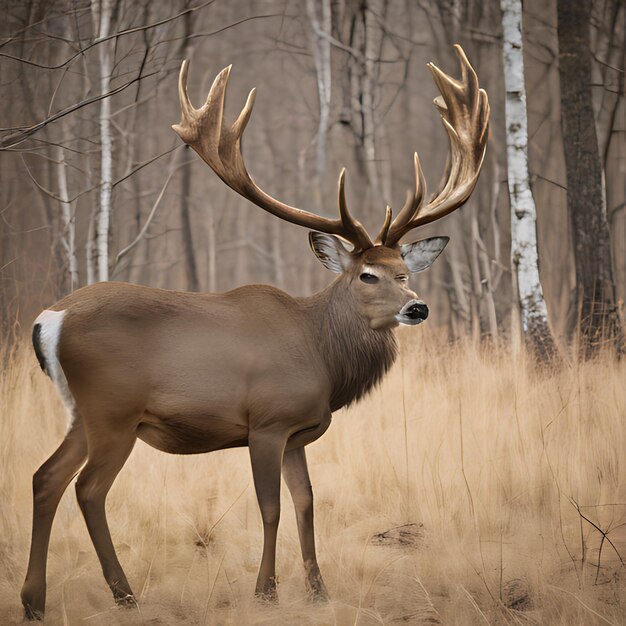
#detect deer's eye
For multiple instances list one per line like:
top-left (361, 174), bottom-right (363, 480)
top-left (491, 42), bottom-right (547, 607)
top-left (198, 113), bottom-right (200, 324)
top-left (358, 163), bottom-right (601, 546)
top-left (360, 273), bottom-right (379, 284)
top-left (396, 275), bottom-right (409, 283)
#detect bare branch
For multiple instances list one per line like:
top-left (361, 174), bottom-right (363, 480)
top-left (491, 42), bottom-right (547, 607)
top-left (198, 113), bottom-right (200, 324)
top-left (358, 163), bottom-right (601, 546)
top-left (0, 0), bottom-right (217, 70)
top-left (113, 148), bottom-right (184, 271)
top-left (0, 70), bottom-right (160, 150)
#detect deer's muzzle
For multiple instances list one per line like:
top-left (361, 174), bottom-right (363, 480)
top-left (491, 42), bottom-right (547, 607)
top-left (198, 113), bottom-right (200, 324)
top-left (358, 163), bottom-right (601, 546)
top-left (395, 300), bottom-right (429, 325)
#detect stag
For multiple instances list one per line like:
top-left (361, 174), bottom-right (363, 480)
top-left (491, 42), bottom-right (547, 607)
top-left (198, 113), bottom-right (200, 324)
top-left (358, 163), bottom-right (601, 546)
top-left (21, 45), bottom-right (489, 619)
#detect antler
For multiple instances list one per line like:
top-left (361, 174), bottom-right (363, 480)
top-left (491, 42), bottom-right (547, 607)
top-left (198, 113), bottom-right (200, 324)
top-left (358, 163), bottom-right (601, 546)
top-left (172, 61), bottom-right (373, 251)
top-left (382, 45), bottom-right (490, 247)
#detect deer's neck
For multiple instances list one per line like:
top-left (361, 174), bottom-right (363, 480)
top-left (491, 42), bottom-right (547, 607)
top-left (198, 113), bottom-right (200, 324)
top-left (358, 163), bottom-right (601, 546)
top-left (300, 279), bottom-right (398, 412)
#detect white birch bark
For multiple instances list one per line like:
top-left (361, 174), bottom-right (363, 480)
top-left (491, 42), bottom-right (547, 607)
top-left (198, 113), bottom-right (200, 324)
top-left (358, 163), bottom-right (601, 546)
top-left (307, 0), bottom-right (332, 193)
top-left (501, 0), bottom-right (556, 357)
top-left (361, 2), bottom-right (384, 208)
top-left (93, 0), bottom-right (114, 282)
top-left (86, 207), bottom-right (96, 284)
top-left (55, 145), bottom-right (78, 291)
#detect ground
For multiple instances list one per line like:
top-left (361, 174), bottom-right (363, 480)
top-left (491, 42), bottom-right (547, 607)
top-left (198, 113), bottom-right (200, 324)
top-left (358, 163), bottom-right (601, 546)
top-left (1, 330), bottom-right (624, 625)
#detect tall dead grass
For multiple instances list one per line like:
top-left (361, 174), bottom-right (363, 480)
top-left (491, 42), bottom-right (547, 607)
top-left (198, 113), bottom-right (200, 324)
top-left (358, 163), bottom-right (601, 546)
top-left (0, 330), bottom-right (625, 624)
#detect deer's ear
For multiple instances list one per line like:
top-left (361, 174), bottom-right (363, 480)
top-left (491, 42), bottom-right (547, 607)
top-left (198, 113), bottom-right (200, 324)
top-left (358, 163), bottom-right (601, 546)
top-left (400, 236), bottom-right (449, 273)
top-left (309, 232), bottom-right (353, 273)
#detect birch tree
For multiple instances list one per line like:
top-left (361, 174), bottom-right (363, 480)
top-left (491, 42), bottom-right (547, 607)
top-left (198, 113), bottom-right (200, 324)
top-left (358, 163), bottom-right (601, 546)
top-left (55, 144), bottom-right (78, 291)
top-left (307, 0), bottom-right (332, 198)
top-left (92, 0), bottom-right (115, 283)
top-left (501, 0), bottom-right (557, 359)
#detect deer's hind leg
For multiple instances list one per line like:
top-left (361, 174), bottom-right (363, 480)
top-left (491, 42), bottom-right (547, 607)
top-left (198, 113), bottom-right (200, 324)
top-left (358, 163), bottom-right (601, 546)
top-left (75, 423), bottom-right (138, 606)
top-left (21, 416), bottom-right (88, 620)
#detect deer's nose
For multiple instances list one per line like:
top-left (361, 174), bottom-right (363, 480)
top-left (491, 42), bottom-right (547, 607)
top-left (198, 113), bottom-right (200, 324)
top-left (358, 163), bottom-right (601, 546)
top-left (404, 301), bottom-right (428, 320)
top-left (395, 299), bottom-right (429, 325)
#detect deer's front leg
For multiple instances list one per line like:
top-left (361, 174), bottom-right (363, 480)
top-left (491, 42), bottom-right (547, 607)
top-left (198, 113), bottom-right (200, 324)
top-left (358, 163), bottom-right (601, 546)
top-left (248, 431), bottom-right (287, 601)
top-left (282, 447), bottom-right (329, 602)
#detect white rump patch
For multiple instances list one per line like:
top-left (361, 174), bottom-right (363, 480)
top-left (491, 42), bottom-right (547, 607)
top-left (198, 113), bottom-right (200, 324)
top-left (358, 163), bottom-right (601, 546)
top-left (34, 309), bottom-right (76, 428)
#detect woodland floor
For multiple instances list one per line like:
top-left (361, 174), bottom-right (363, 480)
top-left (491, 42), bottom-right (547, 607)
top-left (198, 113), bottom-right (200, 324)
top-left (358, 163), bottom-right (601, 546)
top-left (1, 331), bottom-right (625, 625)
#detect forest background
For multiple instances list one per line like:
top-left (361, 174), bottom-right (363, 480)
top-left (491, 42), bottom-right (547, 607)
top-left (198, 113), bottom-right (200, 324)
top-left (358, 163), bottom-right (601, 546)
top-left (0, 0), bottom-right (623, 349)
top-left (1, 1), bottom-right (625, 624)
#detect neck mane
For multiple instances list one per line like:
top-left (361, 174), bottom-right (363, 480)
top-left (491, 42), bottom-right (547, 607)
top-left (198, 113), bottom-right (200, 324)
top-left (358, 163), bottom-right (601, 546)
top-left (300, 279), bottom-right (398, 412)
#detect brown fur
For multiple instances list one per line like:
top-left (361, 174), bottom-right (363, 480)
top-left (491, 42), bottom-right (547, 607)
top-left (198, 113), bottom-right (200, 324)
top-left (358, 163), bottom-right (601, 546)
top-left (301, 280), bottom-right (397, 412)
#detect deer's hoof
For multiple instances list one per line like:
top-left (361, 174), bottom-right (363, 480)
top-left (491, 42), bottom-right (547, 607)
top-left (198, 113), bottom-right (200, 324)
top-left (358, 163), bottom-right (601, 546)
top-left (311, 587), bottom-right (330, 604)
top-left (308, 579), bottom-right (330, 604)
top-left (305, 565), bottom-right (329, 603)
top-left (23, 604), bottom-right (44, 621)
top-left (114, 593), bottom-right (138, 609)
top-left (255, 577), bottom-right (278, 604)
top-left (255, 590), bottom-right (278, 604)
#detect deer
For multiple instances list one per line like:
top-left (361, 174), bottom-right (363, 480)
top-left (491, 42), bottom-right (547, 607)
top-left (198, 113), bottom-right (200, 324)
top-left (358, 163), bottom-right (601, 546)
top-left (20, 44), bottom-right (489, 620)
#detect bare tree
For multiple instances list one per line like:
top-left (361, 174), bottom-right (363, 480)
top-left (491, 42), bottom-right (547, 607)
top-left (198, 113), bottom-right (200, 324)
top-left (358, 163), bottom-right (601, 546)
top-left (307, 0), bottom-right (332, 198)
top-left (91, 0), bottom-right (116, 283)
top-left (501, 0), bottom-right (557, 360)
top-left (557, 0), bottom-right (623, 355)
top-left (1, 0), bottom-right (624, 348)
top-left (179, 8), bottom-right (200, 291)
top-left (337, 0), bottom-right (387, 209)
top-left (55, 143), bottom-right (79, 292)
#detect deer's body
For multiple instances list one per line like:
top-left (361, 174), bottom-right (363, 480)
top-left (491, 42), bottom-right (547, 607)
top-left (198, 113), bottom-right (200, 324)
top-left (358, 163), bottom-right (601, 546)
top-left (21, 45), bottom-right (489, 619)
top-left (42, 280), bottom-right (395, 454)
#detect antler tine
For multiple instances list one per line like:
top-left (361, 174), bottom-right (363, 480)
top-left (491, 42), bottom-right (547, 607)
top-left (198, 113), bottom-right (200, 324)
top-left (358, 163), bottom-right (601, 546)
top-left (380, 152), bottom-right (426, 243)
top-left (172, 61), bottom-right (374, 251)
top-left (338, 169), bottom-right (374, 250)
top-left (173, 62), bottom-right (229, 172)
top-left (385, 45), bottom-right (489, 246)
top-left (177, 59), bottom-right (193, 120)
top-left (375, 206), bottom-right (393, 245)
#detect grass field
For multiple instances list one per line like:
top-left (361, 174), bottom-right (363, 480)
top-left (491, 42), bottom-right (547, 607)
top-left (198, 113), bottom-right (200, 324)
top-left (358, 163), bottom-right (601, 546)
top-left (1, 330), bottom-right (624, 624)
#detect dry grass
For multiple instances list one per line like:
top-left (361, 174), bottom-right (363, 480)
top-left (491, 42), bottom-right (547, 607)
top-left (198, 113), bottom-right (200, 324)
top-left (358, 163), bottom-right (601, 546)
top-left (1, 330), bottom-right (625, 625)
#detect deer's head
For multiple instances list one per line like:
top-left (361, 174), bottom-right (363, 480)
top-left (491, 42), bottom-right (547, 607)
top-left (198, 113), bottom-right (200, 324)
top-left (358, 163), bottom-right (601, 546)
top-left (173, 45), bottom-right (489, 331)
top-left (308, 230), bottom-right (448, 330)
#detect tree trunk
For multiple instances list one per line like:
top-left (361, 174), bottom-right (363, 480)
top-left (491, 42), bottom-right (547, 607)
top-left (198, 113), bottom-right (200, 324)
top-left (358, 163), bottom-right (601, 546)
top-left (55, 144), bottom-right (79, 291)
top-left (180, 149), bottom-right (199, 291)
top-left (339, 0), bottom-right (386, 212)
top-left (445, 226), bottom-right (472, 336)
top-left (307, 0), bottom-right (332, 204)
top-left (557, 0), bottom-right (623, 355)
top-left (93, 0), bottom-right (115, 282)
top-left (361, 0), bottom-right (385, 209)
top-left (501, 0), bottom-right (558, 361)
top-left (207, 205), bottom-right (217, 292)
top-left (179, 9), bottom-right (199, 292)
